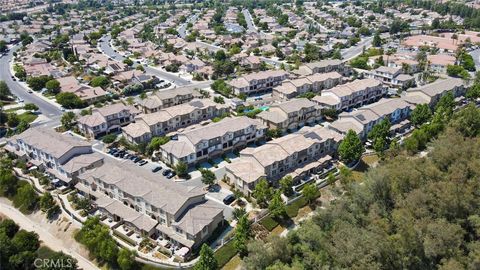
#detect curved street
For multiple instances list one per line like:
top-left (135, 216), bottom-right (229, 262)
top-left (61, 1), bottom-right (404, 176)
top-left (0, 45), bottom-right (62, 118)
top-left (98, 35), bottom-right (192, 86)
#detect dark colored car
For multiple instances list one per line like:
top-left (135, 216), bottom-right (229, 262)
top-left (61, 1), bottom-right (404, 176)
top-left (133, 157), bottom-right (142, 163)
top-left (152, 166), bottom-right (162, 173)
top-left (162, 169), bottom-right (172, 176)
top-left (166, 171), bottom-right (176, 179)
top-left (223, 194), bottom-right (235, 205)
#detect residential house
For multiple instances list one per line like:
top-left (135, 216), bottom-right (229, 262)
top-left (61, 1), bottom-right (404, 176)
top-left (403, 77), bottom-right (466, 107)
top-left (122, 99), bottom-right (229, 144)
top-left (76, 160), bottom-right (224, 250)
top-left (312, 78), bottom-right (386, 111)
top-left (137, 86), bottom-right (203, 114)
top-left (272, 71), bottom-right (343, 100)
top-left (225, 126), bottom-right (342, 195)
top-left (228, 70), bottom-right (289, 96)
top-left (256, 98), bottom-right (322, 133)
top-left (77, 103), bottom-right (140, 138)
top-left (159, 117), bottom-right (267, 166)
top-left (4, 127), bottom-right (104, 186)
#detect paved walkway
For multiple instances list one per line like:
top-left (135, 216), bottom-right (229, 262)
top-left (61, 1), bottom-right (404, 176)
top-left (0, 200), bottom-right (99, 270)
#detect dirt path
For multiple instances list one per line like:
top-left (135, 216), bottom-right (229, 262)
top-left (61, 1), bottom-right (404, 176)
top-left (0, 198), bottom-right (99, 270)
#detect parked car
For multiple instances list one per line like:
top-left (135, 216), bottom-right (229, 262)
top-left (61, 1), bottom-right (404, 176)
top-left (152, 166), bottom-right (162, 173)
top-left (162, 169), bottom-right (172, 176)
top-left (223, 194), bottom-right (235, 205)
top-left (138, 160), bottom-right (148, 166)
top-left (129, 155), bottom-right (137, 160)
top-left (166, 171), bottom-right (176, 179)
top-left (133, 157), bottom-right (142, 163)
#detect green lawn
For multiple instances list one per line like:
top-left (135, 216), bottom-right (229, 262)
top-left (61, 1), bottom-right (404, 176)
top-left (17, 112), bottom-right (38, 123)
top-left (222, 255), bottom-right (242, 270)
top-left (215, 240), bottom-right (237, 269)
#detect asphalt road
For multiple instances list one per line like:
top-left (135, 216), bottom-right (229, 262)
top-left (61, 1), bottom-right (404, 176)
top-left (177, 14), bottom-right (199, 39)
top-left (341, 36), bottom-right (374, 61)
top-left (242, 9), bottom-right (257, 32)
top-left (98, 35), bottom-right (191, 86)
top-left (0, 46), bottom-right (62, 118)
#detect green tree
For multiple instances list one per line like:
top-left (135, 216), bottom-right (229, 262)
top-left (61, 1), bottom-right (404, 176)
top-left (56, 92), bottom-right (85, 109)
top-left (466, 83), bottom-right (480, 100)
top-left (39, 192), bottom-right (55, 212)
top-left (13, 184), bottom-right (39, 212)
top-left (411, 104), bottom-right (432, 126)
top-left (253, 178), bottom-right (272, 208)
top-left (12, 230), bottom-right (39, 252)
top-left (23, 103), bottom-right (38, 111)
top-left (0, 219), bottom-right (19, 238)
top-left (302, 183), bottom-right (318, 204)
top-left (200, 169), bottom-right (216, 187)
top-left (7, 113), bottom-right (19, 127)
top-left (269, 190), bottom-right (286, 219)
top-left (174, 161), bottom-right (189, 178)
top-left (279, 175), bottom-right (293, 197)
top-left (61, 111), bottom-right (76, 130)
top-left (372, 31), bottom-right (382, 47)
top-left (368, 118), bottom-right (391, 155)
top-left (0, 80), bottom-right (11, 100)
top-left (234, 214), bottom-right (250, 257)
top-left (0, 169), bottom-right (18, 196)
top-left (194, 244), bottom-right (218, 270)
top-left (45, 79), bottom-right (61, 94)
top-left (338, 130), bottom-right (364, 164)
top-left (40, 252), bottom-right (77, 270)
top-left (117, 248), bottom-right (136, 270)
top-left (90, 76), bottom-right (109, 88)
top-left (26, 75), bottom-right (51, 91)
top-left (451, 104), bottom-right (480, 138)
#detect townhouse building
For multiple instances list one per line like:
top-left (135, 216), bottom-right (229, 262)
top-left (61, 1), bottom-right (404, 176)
top-left (4, 127), bottom-right (104, 185)
top-left (77, 103), bottom-right (140, 138)
top-left (328, 98), bottom-right (412, 140)
top-left (256, 98), bottom-right (322, 133)
top-left (225, 126), bottom-right (343, 195)
top-left (367, 66), bottom-right (415, 88)
top-left (122, 99), bottom-right (229, 144)
top-left (427, 54), bottom-right (456, 74)
top-left (292, 59), bottom-right (350, 76)
top-left (228, 70), bottom-right (289, 96)
top-left (137, 86), bottom-right (203, 114)
top-left (159, 117), bottom-right (267, 166)
top-left (76, 160), bottom-right (224, 250)
top-left (312, 78), bottom-right (386, 111)
top-left (272, 71), bottom-right (343, 100)
top-left (403, 77), bottom-right (466, 108)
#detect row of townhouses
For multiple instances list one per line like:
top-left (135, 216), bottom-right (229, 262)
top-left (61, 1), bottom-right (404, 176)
top-left (312, 78), bottom-right (387, 111)
top-left (122, 99), bottom-right (229, 144)
top-left (77, 103), bottom-right (140, 138)
top-left (225, 126), bottom-right (342, 194)
top-left (159, 117), bottom-right (267, 166)
top-left (4, 128), bottom-right (104, 185)
top-left (221, 76), bottom-right (467, 194)
top-left (292, 59), bottom-right (350, 77)
top-left (256, 98), bottom-right (322, 133)
top-left (76, 160), bottom-right (224, 250)
top-left (228, 70), bottom-right (289, 96)
top-left (272, 71), bottom-right (343, 100)
top-left (137, 86), bottom-right (203, 114)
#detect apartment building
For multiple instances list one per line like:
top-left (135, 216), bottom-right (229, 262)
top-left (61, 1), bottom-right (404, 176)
top-left (225, 126), bottom-right (343, 195)
top-left (138, 86), bottom-right (203, 114)
top-left (76, 160), bottom-right (224, 250)
top-left (367, 66), bottom-right (415, 88)
top-left (256, 98), bottom-right (322, 133)
top-left (403, 77), bottom-right (466, 108)
top-left (77, 103), bottom-right (140, 138)
top-left (159, 117), bottom-right (267, 166)
top-left (312, 78), bottom-right (386, 111)
top-left (328, 98), bottom-right (412, 140)
top-left (4, 127), bottom-right (104, 185)
top-left (122, 99), bottom-right (229, 144)
top-left (228, 70), bottom-right (289, 96)
top-left (292, 59), bottom-right (350, 76)
top-left (272, 71), bottom-right (343, 100)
